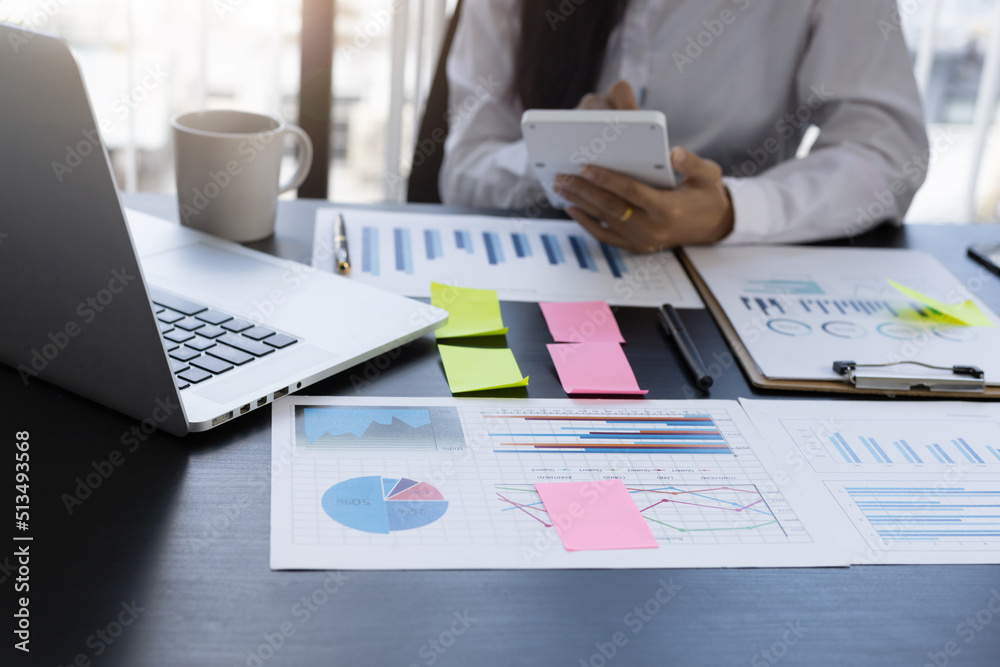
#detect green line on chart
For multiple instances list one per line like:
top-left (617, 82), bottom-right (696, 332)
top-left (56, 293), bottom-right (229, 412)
top-left (643, 517), bottom-right (779, 533)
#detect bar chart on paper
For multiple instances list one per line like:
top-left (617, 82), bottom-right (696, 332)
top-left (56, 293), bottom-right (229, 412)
top-left (485, 413), bottom-right (733, 455)
top-left (778, 417), bottom-right (1000, 472)
top-left (313, 209), bottom-right (702, 307)
top-left (740, 400), bottom-right (1000, 563)
top-left (828, 482), bottom-right (1000, 552)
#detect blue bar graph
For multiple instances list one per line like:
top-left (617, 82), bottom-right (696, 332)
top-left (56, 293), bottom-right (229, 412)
top-left (930, 444), bottom-right (953, 463)
top-left (833, 433), bottom-right (861, 463)
top-left (490, 415), bottom-right (732, 455)
top-left (847, 487), bottom-right (1000, 542)
top-left (510, 233), bottom-right (532, 258)
top-left (483, 232), bottom-right (505, 265)
top-left (894, 442), bottom-right (914, 463)
top-left (394, 228), bottom-right (413, 274)
top-left (569, 235), bottom-right (598, 272)
top-left (898, 440), bottom-right (922, 463)
top-left (424, 229), bottom-right (443, 260)
top-left (540, 234), bottom-right (565, 265)
top-left (828, 430), bottom-right (997, 466)
top-left (954, 439), bottom-right (976, 463)
top-left (868, 437), bottom-right (891, 463)
top-left (830, 436), bottom-right (852, 463)
top-left (860, 436), bottom-right (882, 463)
top-left (792, 298), bottom-right (898, 318)
top-left (600, 243), bottom-right (628, 278)
top-left (362, 226), bottom-right (380, 276)
top-left (454, 230), bottom-right (474, 254)
top-left (954, 438), bottom-right (984, 464)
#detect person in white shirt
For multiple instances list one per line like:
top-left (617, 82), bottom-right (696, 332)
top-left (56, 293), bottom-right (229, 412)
top-left (439, 0), bottom-right (930, 251)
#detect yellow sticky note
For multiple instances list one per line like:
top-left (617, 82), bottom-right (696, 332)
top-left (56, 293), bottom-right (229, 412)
top-left (888, 280), bottom-right (994, 327)
top-left (431, 282), bottom-right (509, 338)
top-left (438, 344), bottom-right (529, 393)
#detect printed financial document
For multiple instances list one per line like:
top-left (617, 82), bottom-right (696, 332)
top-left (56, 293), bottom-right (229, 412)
top-left (270, 396), bottom-right (843, 570)
top-left (313, 209), bottom-right (703, 308)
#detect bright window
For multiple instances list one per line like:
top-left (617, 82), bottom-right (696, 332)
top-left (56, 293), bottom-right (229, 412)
top-left (2, 0), bottom-right (997, 223)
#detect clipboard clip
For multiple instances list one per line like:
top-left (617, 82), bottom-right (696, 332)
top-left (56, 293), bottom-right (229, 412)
top-left (832, 360), bottom-right (985, 393)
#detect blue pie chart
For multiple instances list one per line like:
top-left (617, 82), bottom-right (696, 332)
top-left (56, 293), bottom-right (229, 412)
top-left (321, 475), bottom-right (449, 534)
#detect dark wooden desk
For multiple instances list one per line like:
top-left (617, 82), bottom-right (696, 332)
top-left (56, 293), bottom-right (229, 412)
top-left (3, 193), bottom-right (999, 667)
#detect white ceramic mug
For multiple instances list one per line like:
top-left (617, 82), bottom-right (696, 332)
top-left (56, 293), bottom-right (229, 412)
top-left (171, 110), bottom-right (313, 242)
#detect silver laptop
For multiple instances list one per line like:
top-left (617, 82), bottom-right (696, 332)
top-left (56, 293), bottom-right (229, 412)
top-left (0, 23), bottom-right (448, 436)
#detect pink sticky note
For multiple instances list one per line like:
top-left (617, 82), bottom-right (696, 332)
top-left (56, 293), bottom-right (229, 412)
top-left (539, 301), bottom-right (625, 343)
top-left (547, 343), bottom-right (648, 396)
top-left (535, 480), bottom-right (658, 551)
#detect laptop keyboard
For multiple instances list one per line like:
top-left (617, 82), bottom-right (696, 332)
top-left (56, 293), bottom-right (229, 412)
top-left (150, 288), bottom-right (298, 390)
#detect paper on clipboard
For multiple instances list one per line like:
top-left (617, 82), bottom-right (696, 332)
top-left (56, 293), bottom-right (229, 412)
top-left (683, 246), bottom-right (1000, 386)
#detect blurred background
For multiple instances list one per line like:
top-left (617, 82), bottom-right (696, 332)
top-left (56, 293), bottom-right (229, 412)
top-left (1, 0), bottom-right (999, 223)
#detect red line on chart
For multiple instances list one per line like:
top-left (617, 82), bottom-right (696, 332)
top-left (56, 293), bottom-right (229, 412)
top-left (483, 416), bottom-right (713, 422)
top-left (638, 498), bottom-right (765, 513)
top-left (496, 493), bottom-right (552, 527)
top-left (591, 430), bottom-right (718, 435)
top-left (625, 486), bottom-right (760, 497)
top-left (497, 443), bottom-right (726, 449)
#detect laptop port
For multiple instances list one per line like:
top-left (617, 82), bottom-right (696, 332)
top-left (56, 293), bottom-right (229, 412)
top-left (212, 411), bottom-right (234, 426)
top-left (257, 397), bottom-right (267, 407)
top-left (240, 403), bottom-right (251, 415)
top-left (273, 387), bottom-right (288, 399)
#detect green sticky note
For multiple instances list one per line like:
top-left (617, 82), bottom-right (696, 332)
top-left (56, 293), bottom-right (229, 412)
top-left (438, 344), bottom-right (529, 393)
top-left (888, 279), bottom-right (994, 327)
top-left (431, 282), bottom-right (508, 338)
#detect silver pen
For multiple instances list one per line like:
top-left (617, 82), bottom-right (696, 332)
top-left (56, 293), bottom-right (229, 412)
top-left (334, 213), bottom-right (351, 275)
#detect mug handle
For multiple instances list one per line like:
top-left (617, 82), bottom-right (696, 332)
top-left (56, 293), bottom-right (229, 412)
top-left (278, 124), bottom-right (314, 194)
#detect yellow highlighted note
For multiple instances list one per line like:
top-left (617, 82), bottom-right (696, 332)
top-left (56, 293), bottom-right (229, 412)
top-left (431, 282), bottom-right (509, 338)
top-left (438, 344), bottom-right (529, 393)
top-left (888, 280), bottom-right (994, 327)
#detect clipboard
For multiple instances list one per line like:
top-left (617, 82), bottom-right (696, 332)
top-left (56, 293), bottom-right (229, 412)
top-left (678, 251), bottom-right (1000, 399)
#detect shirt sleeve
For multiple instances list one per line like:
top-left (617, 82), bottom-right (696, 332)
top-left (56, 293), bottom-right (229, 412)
top-left (719, 0), bottom-right (929, 245)
top-left (438, 0), bottom-right (548, 208)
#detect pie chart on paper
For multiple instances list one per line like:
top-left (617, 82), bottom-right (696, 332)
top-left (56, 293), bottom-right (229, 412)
top-left (321, 475), bottom-right (449, 534)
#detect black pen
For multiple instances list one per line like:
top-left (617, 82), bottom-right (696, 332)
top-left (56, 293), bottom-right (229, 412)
top-left (334, 213), bottom-right (351, 275)
top-left (657, 304), bottom-right (713, 390)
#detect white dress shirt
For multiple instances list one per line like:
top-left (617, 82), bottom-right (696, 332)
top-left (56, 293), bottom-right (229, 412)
top-left (440, 0), bottom-right (930, 244)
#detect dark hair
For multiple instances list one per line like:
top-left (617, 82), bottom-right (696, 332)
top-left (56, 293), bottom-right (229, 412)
top-left (513, 0), bottom-right (630, 110)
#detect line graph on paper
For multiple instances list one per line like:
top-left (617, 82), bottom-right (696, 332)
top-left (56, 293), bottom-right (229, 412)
top-left (495, 483), bottom-right (810, 546)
